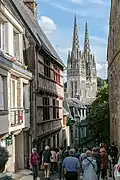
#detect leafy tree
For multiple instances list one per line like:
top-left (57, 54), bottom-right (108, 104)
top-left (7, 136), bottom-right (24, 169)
top-left (97, 77), bottom-right (107, 89)
top-left (87, 82), bottom-right (110, 143)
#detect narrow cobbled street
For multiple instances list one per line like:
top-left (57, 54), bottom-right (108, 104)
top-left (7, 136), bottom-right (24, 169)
top-left (19, 172), bottom-right (113, 180)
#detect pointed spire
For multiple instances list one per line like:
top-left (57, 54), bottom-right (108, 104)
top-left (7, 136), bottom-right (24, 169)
top-left (84, 21), bottom-right (90, 55)
top-left (92, 55), bottom-right (96, 69)
top-left (67, 51), bottom-right (71, 65)
top-left (72, 15), bottom-right (79, 60)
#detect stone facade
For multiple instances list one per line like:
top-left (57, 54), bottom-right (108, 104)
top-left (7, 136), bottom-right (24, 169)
top-left (0, 0), bottom-right (64, 171)
top-left (0, 0), bottom-right (32, 172)
top-left (4, 0), bottom-right (64, 152)
top-left (108, 0), bottom-right (120, 150)
top-left (67, 16), bottom-right (97, 103)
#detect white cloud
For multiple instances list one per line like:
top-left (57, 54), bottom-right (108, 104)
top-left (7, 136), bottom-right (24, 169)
top-left (96, 63), bottom-right (107, 79)
top-left (71, 0), bottom-right (83, 4)
top-left (39, 16), bottom-right (57, 34)
top-left (70, 0), bottom-right (109, 6)
top-left (48, 2), bottom-right (107, 19)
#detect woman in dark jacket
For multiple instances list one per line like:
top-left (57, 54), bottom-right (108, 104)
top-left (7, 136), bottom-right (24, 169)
top-left (92, 147), bottom-right (101, 180)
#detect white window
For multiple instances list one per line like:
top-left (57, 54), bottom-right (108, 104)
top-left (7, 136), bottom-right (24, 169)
top-left (0, 75), bottom-right (4, 110)
top-left (11, 79), bottom-right (17, 108)
top-left (23, 84), bottom-right (29, 110)
top-left (13, 30), bottom-right (20, 60)
top-left (0, 22), bottom-right (4, 50)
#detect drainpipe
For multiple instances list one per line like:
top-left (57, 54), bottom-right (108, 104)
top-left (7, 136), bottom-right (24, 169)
top-left (34, 45), bottom-right (41, 147)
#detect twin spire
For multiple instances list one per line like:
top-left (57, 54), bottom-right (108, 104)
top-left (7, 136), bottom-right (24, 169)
top-left (72, 15), bottom-right (90, 55)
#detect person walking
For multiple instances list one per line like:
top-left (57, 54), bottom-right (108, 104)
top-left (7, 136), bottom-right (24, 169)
top-left (62, 148), bottom-right (80, 180)
top-left (50, 148), bottom-right (57, 173)
top-left (0, 146), bottom-right (13, 180)
top-left (29, 148), bottom-right (40, 180)
top-left (100, 146), bottom-right (108, 180)
top-left (42, 146), bottom-right (52, 180)
top-left (92, 147), bottom-right (101, 180)
top-left (82, 150), bottom-right (98, 180)
top-left (56, 147), bottom-right (63, 180)
top-left (63, 146), bottom-right (70, 159)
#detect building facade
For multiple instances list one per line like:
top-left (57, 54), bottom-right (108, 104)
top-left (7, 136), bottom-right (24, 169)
top-left (0, 0), bottom-right (32, 172)
top-left (67, 16), bottom-right (97, 103)
top-left (108, 0), bottom-right (120, 149)
top-left (63, 98), bottom-right (93, 148)
top-left (3, 0), bottom-right (64, 154)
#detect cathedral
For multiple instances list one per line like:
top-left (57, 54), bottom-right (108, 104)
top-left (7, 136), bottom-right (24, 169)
top-left (67, 16), bottom-right (97, 104)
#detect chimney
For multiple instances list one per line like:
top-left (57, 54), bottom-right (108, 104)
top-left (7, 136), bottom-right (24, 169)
top-left (23, 0), bottom-right (38, 19)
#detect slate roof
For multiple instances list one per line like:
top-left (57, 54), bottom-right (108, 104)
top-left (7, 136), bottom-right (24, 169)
top-left (67, 98), bottom-right (87, 108)
top-left (11, 0), bottom-right (64, 67)
top-left (63, 99), bottom-right (73, 119)
top-left (63, 107), bottom-right (69, 116)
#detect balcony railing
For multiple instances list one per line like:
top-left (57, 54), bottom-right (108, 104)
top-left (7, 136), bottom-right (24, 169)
top-left (10, 109), bottom-right (24, 127)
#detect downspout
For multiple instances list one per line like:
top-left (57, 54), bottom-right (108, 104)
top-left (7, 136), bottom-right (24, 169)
top-left (34, 45), bottom-right (41, 147)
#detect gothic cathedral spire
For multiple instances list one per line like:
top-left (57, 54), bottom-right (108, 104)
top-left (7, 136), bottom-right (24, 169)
top-left (84, 21), bottom-right (90, 56)
top-left (72, 15), bottom-right (80, 60)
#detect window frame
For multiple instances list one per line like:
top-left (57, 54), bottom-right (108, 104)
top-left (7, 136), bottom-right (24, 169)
top-left (13, 29), bottom-right (20, 60)
top-left (11, 79), bottom-right (17, 109)
top-left (0, 22), bottom-right (5, 51)
top-left (43, 97), bottom-right (50, 121)
top-left (0, 75), bottom-right (4, 110)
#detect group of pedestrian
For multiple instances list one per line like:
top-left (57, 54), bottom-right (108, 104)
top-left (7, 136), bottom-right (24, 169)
top-left (29, 142), bottom-right (119, 180)
top-left (0, 141), bottom-right (118, 180)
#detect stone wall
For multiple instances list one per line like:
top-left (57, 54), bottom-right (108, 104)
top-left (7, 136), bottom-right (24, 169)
top-left (108, 0), bottom-right (120, 150)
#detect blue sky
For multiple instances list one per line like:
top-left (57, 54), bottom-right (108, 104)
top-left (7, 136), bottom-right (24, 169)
top-left (38, 0), bottom-right (110, 79)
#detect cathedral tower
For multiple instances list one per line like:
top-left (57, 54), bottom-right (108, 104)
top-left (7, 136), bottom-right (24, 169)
top-left (67, 17), bottom-right (97, 103)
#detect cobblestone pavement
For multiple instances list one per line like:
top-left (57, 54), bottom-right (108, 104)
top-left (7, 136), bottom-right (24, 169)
top-left (19, 172), bottom-right (114, 180)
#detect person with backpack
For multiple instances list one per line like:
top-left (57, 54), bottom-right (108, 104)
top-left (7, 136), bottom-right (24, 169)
top-left (42, 146), bottom-right (52, 180)
top-left (56, 147), bottom-right (63, 180)
top-left (82, 150), bottom-right (98, 180)
top-left (29, 148), bottom-right (40, 180)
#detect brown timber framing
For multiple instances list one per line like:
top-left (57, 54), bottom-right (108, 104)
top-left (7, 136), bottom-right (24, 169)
top-left (37, 118), bottom-right (62, 124)
top-left (34, 127), bottom-right (62, 143)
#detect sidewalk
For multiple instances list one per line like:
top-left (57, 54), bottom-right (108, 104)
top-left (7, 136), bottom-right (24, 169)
top-left (8, 170), bottom-right (114, 180)
top-left (20, 171), bottom-right (57, 180)
top-left (7, 169), bottom-right (32, 180)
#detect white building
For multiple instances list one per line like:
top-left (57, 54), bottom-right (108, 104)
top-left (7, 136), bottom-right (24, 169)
top-left (0, 1), bottom-right (32, 172)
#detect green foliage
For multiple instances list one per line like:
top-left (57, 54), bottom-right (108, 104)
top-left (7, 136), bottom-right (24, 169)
top-left (87, 83), bottom-right (110, 143)
top-left (97, 77), bottom-right (107, 90)
top-left (66, 117), bottom-right (72, 126)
